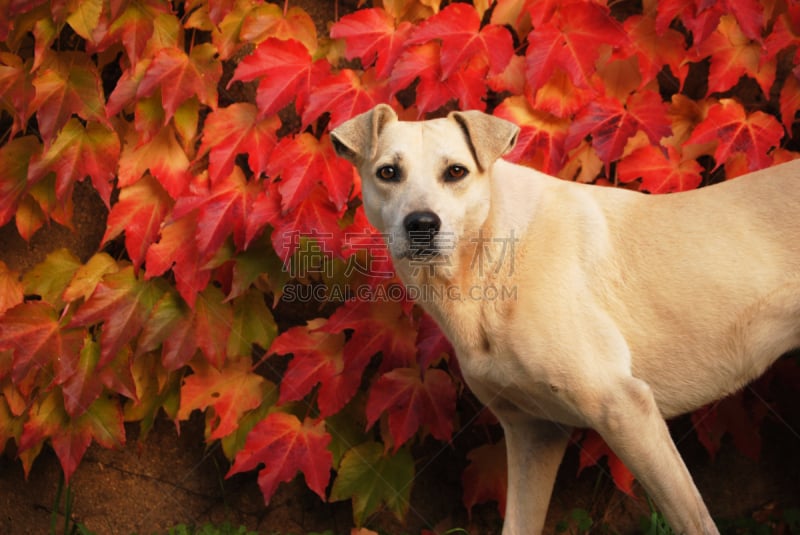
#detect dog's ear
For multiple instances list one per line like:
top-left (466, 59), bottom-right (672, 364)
top-left (449, 110), bottom-right (520, 172)
top-left (330, 104), bottom-right (398, 164)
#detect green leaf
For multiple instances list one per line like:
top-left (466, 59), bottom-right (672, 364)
top-left (23, 248), bottom-right (81, 307)
top-left (227, 288), bottom-right (277, 357)
top-left (329, 441), bottom-right (414, 526)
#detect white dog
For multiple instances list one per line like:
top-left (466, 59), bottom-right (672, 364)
top-left (330, 104), bottom-right (800, 535)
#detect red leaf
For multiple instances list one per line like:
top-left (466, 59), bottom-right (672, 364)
top-left (198, 103), bottom-right (280, 184)
top-left (227, 412), bottom-right (332, 504)
top-left (406, 3), bottom-right (514, 79)
top-left (0, 301), bottom-right (83, 385)
top-left (232, 38), bottom-right (330, 117)
top-left (567, 91), bottom-right (671, 171)
top-left (366, 367), bottom-right (457, 451)
top-left (118, 124), bottom-right (192, 198)
top-left (269, 319), bottom-right (359, 417)
top-left (322, 298), bottom-right (417, 373)
top-left (685, 98), bottom-right (785, 171)
top-left (172, 168), bottom-right (260, 262)
top-left (618, 145), bottom-right (703, 194)
top-left (462, 440), bottom-right (508, 518)
top-left (145, 210), bottom-right (211, 307)
top-left (621, 14), bottom-right (690, 90)
top-left (268, 133), bottom-right (355, 213)
top-left (0, 261), bottom-right (23, 316)
top-left (178, 358), bottom-right (264, 440)
top-left (103, 174), bottom-right (173, 269)
top-left (415, 313), bottom-right (453, 372)
top-left (69, 267), bottom-right (164, 367)
top-left (695, 15), bottom-right (775, 96)
top-left (494, 96), bottom-right (570, 174)
top-left (136, 44), bottom-right (220, 122)
top-left (691, 393), bottom-right (766, 461)
top-left (525, 2), bottom-right (627, 92)
top-left (27, 119), bottom-right (120, 207)
top-left (270, 183), bottom-right (345, 264)
top-left (302, 68), bottom-right (392, 129)
top-left (330, 8), bottom-right (414, 78)
top-left (30, 51), bottom-right (107, 143)
top-left (578, 430), bottom-right (636, 496)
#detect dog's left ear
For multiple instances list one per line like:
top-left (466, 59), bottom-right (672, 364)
top-left (330, 104), bottom-right (398, 165)
top-left (449, 110), bottom-right (520, 172)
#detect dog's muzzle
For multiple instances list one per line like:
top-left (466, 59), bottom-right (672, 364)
top-left (403, 211), bottom-right (441, 258)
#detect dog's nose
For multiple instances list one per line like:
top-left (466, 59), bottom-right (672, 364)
top-left (404, 211), bottom-right (441, 255)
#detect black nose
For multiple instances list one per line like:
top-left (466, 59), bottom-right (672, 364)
top-left (403, 211), bottom-right (441, 256)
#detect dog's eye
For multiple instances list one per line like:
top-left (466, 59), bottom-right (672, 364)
top-left (445, 165), bottom-right (468, 182)
top-left (376, 165), bottom-right (398, 182)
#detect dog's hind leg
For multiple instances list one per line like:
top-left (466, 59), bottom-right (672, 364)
top-left (585, 376), bottom-right (719, 535)
top-left (495, 411), bottom-right (572, 535)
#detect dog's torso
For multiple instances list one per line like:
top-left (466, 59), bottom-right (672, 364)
top-left (410, 158), bottom-right (800, 426)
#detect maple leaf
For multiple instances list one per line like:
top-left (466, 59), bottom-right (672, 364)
top-left (232, 38), bottom-right (330, 118)
top-left (62, 252), bottom-right (120, 303)
top-left (269, 133), bottom-right (355, 213)
top-left (198, 103), bottom-right (280, 184)
top-left (0, 135), bottom-right (40, 227)
top-left (390, 42), bottom-right (488, 114)
top-left (136, 290), bottom-right (196, 370)
top-left (145, 209), bottom-right (212, 307)
top-left (178, 357), bottom-right (264, 440)
top-left (620, 14), bottom-right (690, 90)
top-left (415, 312), bottom-right (453, 371)
top-left (0, 52), bottom-right (34, 137)
top-left (302, 68), bottom-right (392, 129)
top-left (118, 124), bottom-right (192, 199)
top-left (322, 298), bottom-right (417, 373)
top-left (27, 119), bottom-right (120, 208)
top-left (691, 392), bottom-right (767, 461)
top-left (566, 91), bottom-right (672, 171)
top-left (685, 98), bottom-right (785, 171)
top-left (330, 8), bottom-right (414, 78)
top-left (19, 390), bottom-right (125, 484)
top-left (407, 3), bottom-right (513, 79)
top-left (578, 430), bottom-right (635, 496)
top-left (228, 288), bottom-right (278, 357)
top-left (0, 261), bottom-right (23, 316)
top-left (171, 168), bottom-right (260, 263)
top-left (22, 248), bottom-right (81, 307)
top-left (239, 3), bottom-right (318, 52)
top-left (69, 266), bottom-right (165, 368)
top-left (30, 51), bottom-right (107, 143)
top-left (462, 440), bottom-right (508, 517)
top-left (227, 411), bottom-right (333, 504)
top-left (365, 367), bottom-right (456, 451)
top-left (329, 441), bottom-right (414, 526)
top-left (695, 15), bottom-right (776, 96)
top-left (780, 73), bottom-right (800, 133)
top-left (270, 183), bottom-right (346, 264)
top-left (103, 174), bottom-right (173, 270)
top-left (135, 44), bottom-right (220, 123)
top-left (525, 1), bottom-right (627, 92)
top-left (0, 301), bottom-right (84, 385)
top-left (193, 285), bottom-right (235, 369)
top-left (618, 145), bottom-right (703, 194)
top-left (494, 96), bottom-right (570, 174)
top-left (268, 319), bottom-right (358, 418)
top-left (104, 0), bottom-right (170, 64)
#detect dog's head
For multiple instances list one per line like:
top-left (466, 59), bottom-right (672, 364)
top-left (331, 104), bottom-right (519, 272)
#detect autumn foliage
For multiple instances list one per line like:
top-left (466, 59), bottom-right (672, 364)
top-left (0, 0), bottom-right (798, 528)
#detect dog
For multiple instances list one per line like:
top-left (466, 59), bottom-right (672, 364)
top-left (330, 104), bottom-right (800, 535)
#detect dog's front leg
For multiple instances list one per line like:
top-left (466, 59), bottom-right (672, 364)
top-left (587, 376), bottom-right (719, 535)
top-left (496, 411), bottom-right (572, 535)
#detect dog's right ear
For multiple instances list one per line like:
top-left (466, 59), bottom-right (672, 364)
top-left (330, 104), bottom-right (398, 164)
